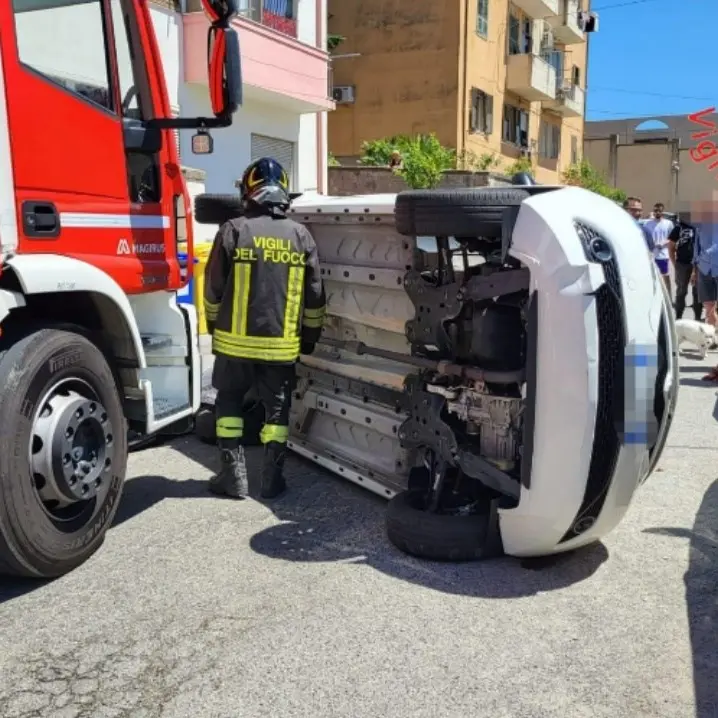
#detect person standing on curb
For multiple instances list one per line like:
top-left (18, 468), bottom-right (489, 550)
top-left (669, 213), bottom-right (702, 321)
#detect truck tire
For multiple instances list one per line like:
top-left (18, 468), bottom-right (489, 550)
top-left (386, 489), bottom-right (490, 562)
top-left (194, 194), bottom-right (243, 226)
top-left (0, 329), bottom-right (127, 578)
top-left (394, 188), bottom-right (530, 238)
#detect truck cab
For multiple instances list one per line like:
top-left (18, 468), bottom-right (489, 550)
top-left (0, 0), bottom-right (241, 578)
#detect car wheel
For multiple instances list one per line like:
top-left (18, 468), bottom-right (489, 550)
top-left (0, 329), bottom-right (127, 578)
top-left (394, 188), bottom-right (530, 238)
top-left (194, 194), bottom-right (243, 226)
top-left (385, 489), bottom-right (492, 562)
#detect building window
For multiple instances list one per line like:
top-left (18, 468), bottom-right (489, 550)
top-left (539, 123), bottom-right (561, 160)
top-left (469, 89), bottom-right (493, 134)
top-left (502, 104), bottom-right (529, 147)
top-left (476, 0), bottom-right (488, 37)
top-left (572, 65), bottom-right (581, 86)
top-left (13, 0), bottom-right (113, 112)
top-left (571, 135), bottom-right (579, 164)
top-left (508, 12), bottom-right (532, 55)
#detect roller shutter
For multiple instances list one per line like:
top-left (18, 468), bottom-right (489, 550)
top-left (250, 133), bottom-right (295, 188)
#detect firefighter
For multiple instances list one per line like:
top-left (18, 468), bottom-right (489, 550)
top-left (203, 157), bottom-right (326, 500)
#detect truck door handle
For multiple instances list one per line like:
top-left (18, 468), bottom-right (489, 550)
top-left (22, 201), bottom-right (60, 239)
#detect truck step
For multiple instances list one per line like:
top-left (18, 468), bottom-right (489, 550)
top-left (153, 396), bottom-right (191, 421)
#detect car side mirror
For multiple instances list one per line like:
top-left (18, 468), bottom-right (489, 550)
top-left (201, 0), bottom-right (242, 119)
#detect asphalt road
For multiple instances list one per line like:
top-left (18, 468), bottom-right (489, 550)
top-left (0, 353), bottom-right (716, 718)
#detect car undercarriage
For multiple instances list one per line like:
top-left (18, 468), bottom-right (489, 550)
top-left (194, 182), bottom-right (678, 562)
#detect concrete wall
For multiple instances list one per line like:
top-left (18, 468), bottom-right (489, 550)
top-left (180, 85), bottom-right (323, 194)
top-left (327, 167), bottom-right (511, 195)
top-left (327, 0), bottom-right (589, 184)
top-left (584, 112), bottom-right (718, 213)
top-left (328, 0), bottom-right (462, 155)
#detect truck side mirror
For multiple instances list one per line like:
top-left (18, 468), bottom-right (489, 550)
top-left (201, 0), bottom-right (242, 119)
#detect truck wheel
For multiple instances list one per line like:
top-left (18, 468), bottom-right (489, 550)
top-left (0, 329), bottom-right (127, 578)
top-left (386, 489), bottom-right (490, 562)
top-left (194, 194), bottom-right (243, 225)
top-left (394, 188), bottom-right (529, 238)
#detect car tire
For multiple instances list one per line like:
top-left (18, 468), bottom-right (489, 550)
top-left (195, 399), bottom-right (264, 447)
top-left (394, 188), bottom-right (530, 238)
top-left (0, 329), bottom-right (127, 578)
top-left (194, 194), bottom-right (243, 226)
top-left (385, 489), bottom-right (491, 562)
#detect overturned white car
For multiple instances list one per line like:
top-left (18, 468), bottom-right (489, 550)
top-left (196, 182), bottom-right (678, 562)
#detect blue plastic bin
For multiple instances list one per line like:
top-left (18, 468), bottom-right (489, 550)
top-left (177, 253), bottom-right (199, 305)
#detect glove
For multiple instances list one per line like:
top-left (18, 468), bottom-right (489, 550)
top-left (206, 320), bottom-right (216, 336)
top-left (300, 340), bottom-right (316, 356)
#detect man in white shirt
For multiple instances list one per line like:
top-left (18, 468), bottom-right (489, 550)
top-left (642, 202), bottom-right (675, 293)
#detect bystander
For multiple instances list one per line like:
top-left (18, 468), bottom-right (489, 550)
top-left (643, 202), bottom-right (675, 293)
top-left (689, 193), bottom-right (718, 380)
top-left (669, 213), bottom-right (701, 320)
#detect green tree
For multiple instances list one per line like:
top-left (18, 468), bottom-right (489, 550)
top-left (359, 133), bottom-right (455, 189)
top-left (504, 156), bottom-right (535, 177)
top-left (562, 159), bottom-right (626, 202)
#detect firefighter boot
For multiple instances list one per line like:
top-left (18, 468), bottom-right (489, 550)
top-left (209, 439), bottom-right (249, 499)
top-left (260, 441), bottom-right (287, 499)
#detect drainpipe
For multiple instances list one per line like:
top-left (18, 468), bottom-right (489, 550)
top-left (460, 0), bottom-right (470, 159)
top-left (582, 0), bottom-right (590, 135)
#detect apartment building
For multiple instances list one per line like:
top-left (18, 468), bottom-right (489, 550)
top-left (328, 0), bottom-right (597, 183)
top-left (148, 0), bottom-right (333, 195)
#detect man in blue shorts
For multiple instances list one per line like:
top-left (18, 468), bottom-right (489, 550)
top-left (643, 202), bottom-right (675, 293)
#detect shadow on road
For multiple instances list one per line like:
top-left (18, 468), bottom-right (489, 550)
top-left (644, 480), bottom-right (718, 718)
top-left (159, 437), bottom-right (610, 599)
top-left (1, 436), bottom-right (608, 603)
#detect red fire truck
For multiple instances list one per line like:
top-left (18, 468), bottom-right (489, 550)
top-left (0, 0), bottom-right (241, 577)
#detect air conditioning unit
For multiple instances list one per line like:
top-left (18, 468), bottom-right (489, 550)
top-left (578, 10), bottom-right (599, 33)
top-left (332, 86), bottom-right (355, 104)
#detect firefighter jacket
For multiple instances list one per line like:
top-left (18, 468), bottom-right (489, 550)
top-left (203, 211), bottom-right (326, 363)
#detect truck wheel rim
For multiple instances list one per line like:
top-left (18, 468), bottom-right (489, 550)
top-left (29, 378), bottom-right (114, 520)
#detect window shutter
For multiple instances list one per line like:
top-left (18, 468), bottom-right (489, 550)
top-left (250, 133), bottom-right (296, 189)
top-left (486, 94), bottom-right (494, 134)
top-left (469, 89), bottom-right (478, 132)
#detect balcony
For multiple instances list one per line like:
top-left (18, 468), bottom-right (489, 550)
top-left (183, 11), bottom-right (334, 113)
top-left (237, 0), bottom-right (297, 39)
top-left (506, 53), bottom-right (557, 102)
top-left (547, 0), bottom-right (585, 44)
top-left (511, 0), bottom-right (559, 19)
top-left (544, 82), bottom-right (584, 117)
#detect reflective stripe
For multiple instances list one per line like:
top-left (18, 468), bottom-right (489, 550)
top-left (302, 315), bottom-right (324, 329)
top-left (303, 306), bottom-right (325, 319)
top-left (232, 263), bottom-right (251, 335)
top-left (260, 423), bottom-right (289, 444)
top-left (213, 330), bottom-right (300, 361)
top-left (216, 416), bottom-right (244, 438)
top-left (205, 300), bottom-right (220, 320)
top-left (283, 266), bottom-right (304, 339)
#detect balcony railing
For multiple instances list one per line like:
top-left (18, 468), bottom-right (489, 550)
top-left (237, 0), bottom-right (298, 39)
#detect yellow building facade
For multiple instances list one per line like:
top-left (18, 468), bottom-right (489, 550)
top-left (328, 0), bottom-right (595, 183)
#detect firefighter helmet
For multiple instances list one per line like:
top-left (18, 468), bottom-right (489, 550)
top-left (239, 157), bottom-right (290, 208)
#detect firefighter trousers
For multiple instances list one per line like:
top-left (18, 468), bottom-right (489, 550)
top-left (212, 355), bottom-right (295, 445)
